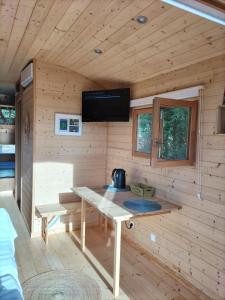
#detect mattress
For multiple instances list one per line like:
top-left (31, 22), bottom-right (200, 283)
top-left (0, 162), bottom-right (15, 169)
top-left (0, 169), bottom-right (15, 178)
top-left (0, 208), bottom-right (24, 300)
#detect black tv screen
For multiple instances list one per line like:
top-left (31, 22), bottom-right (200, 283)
top-left (82, 88), bottom-right (130, 122)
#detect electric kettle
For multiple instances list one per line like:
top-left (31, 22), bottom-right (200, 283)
top-left (112, 168), bottom-right (126, 189)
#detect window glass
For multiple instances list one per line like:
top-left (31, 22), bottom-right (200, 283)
top-left (158, 106), bottom-right (190, 160)
top-left (136, 113), bottom-right (152, 153)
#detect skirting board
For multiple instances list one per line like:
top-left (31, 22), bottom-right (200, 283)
top-left (130, 85), bottom-right (204, 107)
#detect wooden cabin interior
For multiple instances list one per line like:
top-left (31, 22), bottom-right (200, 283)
top-left (0, 1), bottom-right (225, 299)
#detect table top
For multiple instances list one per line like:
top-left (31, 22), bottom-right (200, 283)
top-left (71, 187), bottom-right (181, 222)
top-left (71, 187), bottom-right (133, 222)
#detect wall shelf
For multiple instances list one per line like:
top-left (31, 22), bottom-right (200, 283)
top-left (0, 144), bottom-right (15, 154)
top-left (0, 104), bottom-right (15, 108)
top-left (0, 124), bottom-right (15, 128)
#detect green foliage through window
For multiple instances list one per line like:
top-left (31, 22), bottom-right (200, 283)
top-left (136, 113), bottom-right (152, 153)
top-left (132, 99), bottom-right (197, 167)
top-left (158, 107), bottom-right (190, 160)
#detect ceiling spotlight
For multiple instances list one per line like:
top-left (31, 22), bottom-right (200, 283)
top-left (94, 48), bottom-right (103, 54)
top-left (136, 15), bottom-right (148, 24)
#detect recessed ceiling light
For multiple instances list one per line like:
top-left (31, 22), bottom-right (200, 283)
top-left (136, 15), bottom-right (148, 24)
top-left (94, 48), bottom-right (103, 54)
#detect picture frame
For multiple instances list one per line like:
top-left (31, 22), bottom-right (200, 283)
top-left (55, 113), bottom-right (82, 136)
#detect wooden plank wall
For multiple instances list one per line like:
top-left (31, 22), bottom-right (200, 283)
top-left (32, 61), bottom-right (107, 233)
top-left (106, 54), bottom-right (225, 299)
top-left (21, 85), bottom-right (34, 232)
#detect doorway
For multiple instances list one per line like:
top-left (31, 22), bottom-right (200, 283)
top-left (0, 84), bottom-right (16, 194)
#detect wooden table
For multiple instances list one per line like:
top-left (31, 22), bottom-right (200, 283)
top-left (71, 186), bottom-right (181, 298)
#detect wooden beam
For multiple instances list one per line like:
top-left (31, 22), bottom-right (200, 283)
top-left (197, 0), bottom-right (225, 13)
top-left (130, 85), bottom-right (204, 107)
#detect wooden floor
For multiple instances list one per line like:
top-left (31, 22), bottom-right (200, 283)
top-left (0, 191), bottom-right (211, 300)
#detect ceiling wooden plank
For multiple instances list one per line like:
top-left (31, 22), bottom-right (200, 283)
top-left (45, 0), bottom-right (153, 66)
top-left (132, 38), bottom-right (225, 83)
top-left (42, 0), bottom-right (112, 65)
top-left (52, 0), bottom-right (135, 66)
top-left (93, 0), bottom-right (154, 43)
top-left (77, 22), bottom-right (224, 83)
top-left (71, 7), bottom-right (184, 70)
top-left (8, 0), bottom-right (55, 76)
top-left (76, 13), bottom-right (203, 78)
top-left (0, 0), bottom-right (20, 64)
top-left (61, 0), bottom-right (167, 69)
top-left (0, 0), bottom-right (224, 83)
top-left (0, 0), bottom-right (37, 79)
top-left (57, 0), bottom-right (92, 32)
top-left (97, 19), bottom-right (218, 79)
top-left (37, 0), bottom-right (92, 54)
top-left (109, 28), bottom-right (225, 83)
top-left (20, 0), bottom-right (74, 69)
top-left (131, 54), bottom-right (225, 97)
top-left (197, 0), bottom-right (225, 12)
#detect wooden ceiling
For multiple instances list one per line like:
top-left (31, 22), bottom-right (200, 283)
top-left (0, 0), bottom-right (225, 84)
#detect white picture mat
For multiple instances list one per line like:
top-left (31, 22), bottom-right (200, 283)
top-left (55, 113), bottom-right (82, 136)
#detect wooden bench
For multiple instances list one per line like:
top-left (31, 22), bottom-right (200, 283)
top-left (36, 202), bottom-right (81, 245)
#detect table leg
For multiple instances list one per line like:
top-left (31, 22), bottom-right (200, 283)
top-left (113, 220), bottom-right (122, 298)
top-left (81, 198), bottom-right (86, 252)
top-left (41, 218), bottom-right (44, 242)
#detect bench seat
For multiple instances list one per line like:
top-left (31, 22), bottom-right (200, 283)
top-left (36, 202), bottom-right (81, 245)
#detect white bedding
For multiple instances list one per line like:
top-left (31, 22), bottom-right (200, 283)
top-left (0, 208), bottom-right (24, 300)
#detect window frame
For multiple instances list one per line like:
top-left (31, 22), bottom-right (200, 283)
top-left (151, 97), bottom-right (198, 168)
top-left (132, 107), bottom-right (153, 158)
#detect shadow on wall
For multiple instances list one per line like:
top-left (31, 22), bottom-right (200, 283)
top-left (34, 161), bottom-right (74, 205)
top-left (31, 156), bottom-right (106, 234)
top-left (33, 155), bottom-right (106, 205)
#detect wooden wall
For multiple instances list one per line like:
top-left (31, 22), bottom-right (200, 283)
top-left (32, 61), bottom-right (107, 233)
top-left (106, 54), bottom-right (225, 299)
top-left (20, 85), bottom-right (34, 232)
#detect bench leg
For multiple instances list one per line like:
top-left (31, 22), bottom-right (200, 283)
top-left (42, 217), bottom-right (49, 245)
top-left (41, 217), bottom-right (46, 242)
top-left (65, 214), bottom-right (73, 232)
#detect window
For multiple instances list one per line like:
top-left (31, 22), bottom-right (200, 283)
top-left (132, 107), bottom-right (152, 158)
top-left (132, 98), bottom-right (198, 167)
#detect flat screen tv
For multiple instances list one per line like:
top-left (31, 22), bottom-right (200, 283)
top-left (82, 88), bottom-right (130, 122)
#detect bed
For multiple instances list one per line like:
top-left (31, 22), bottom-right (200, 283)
top-left (0, 162), bottom-right (15, 178)
top-left (0, 208), bottom-right (24, 300)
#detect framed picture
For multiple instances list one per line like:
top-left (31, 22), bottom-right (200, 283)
top-left (55, 113), bottom-right (82, 136)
